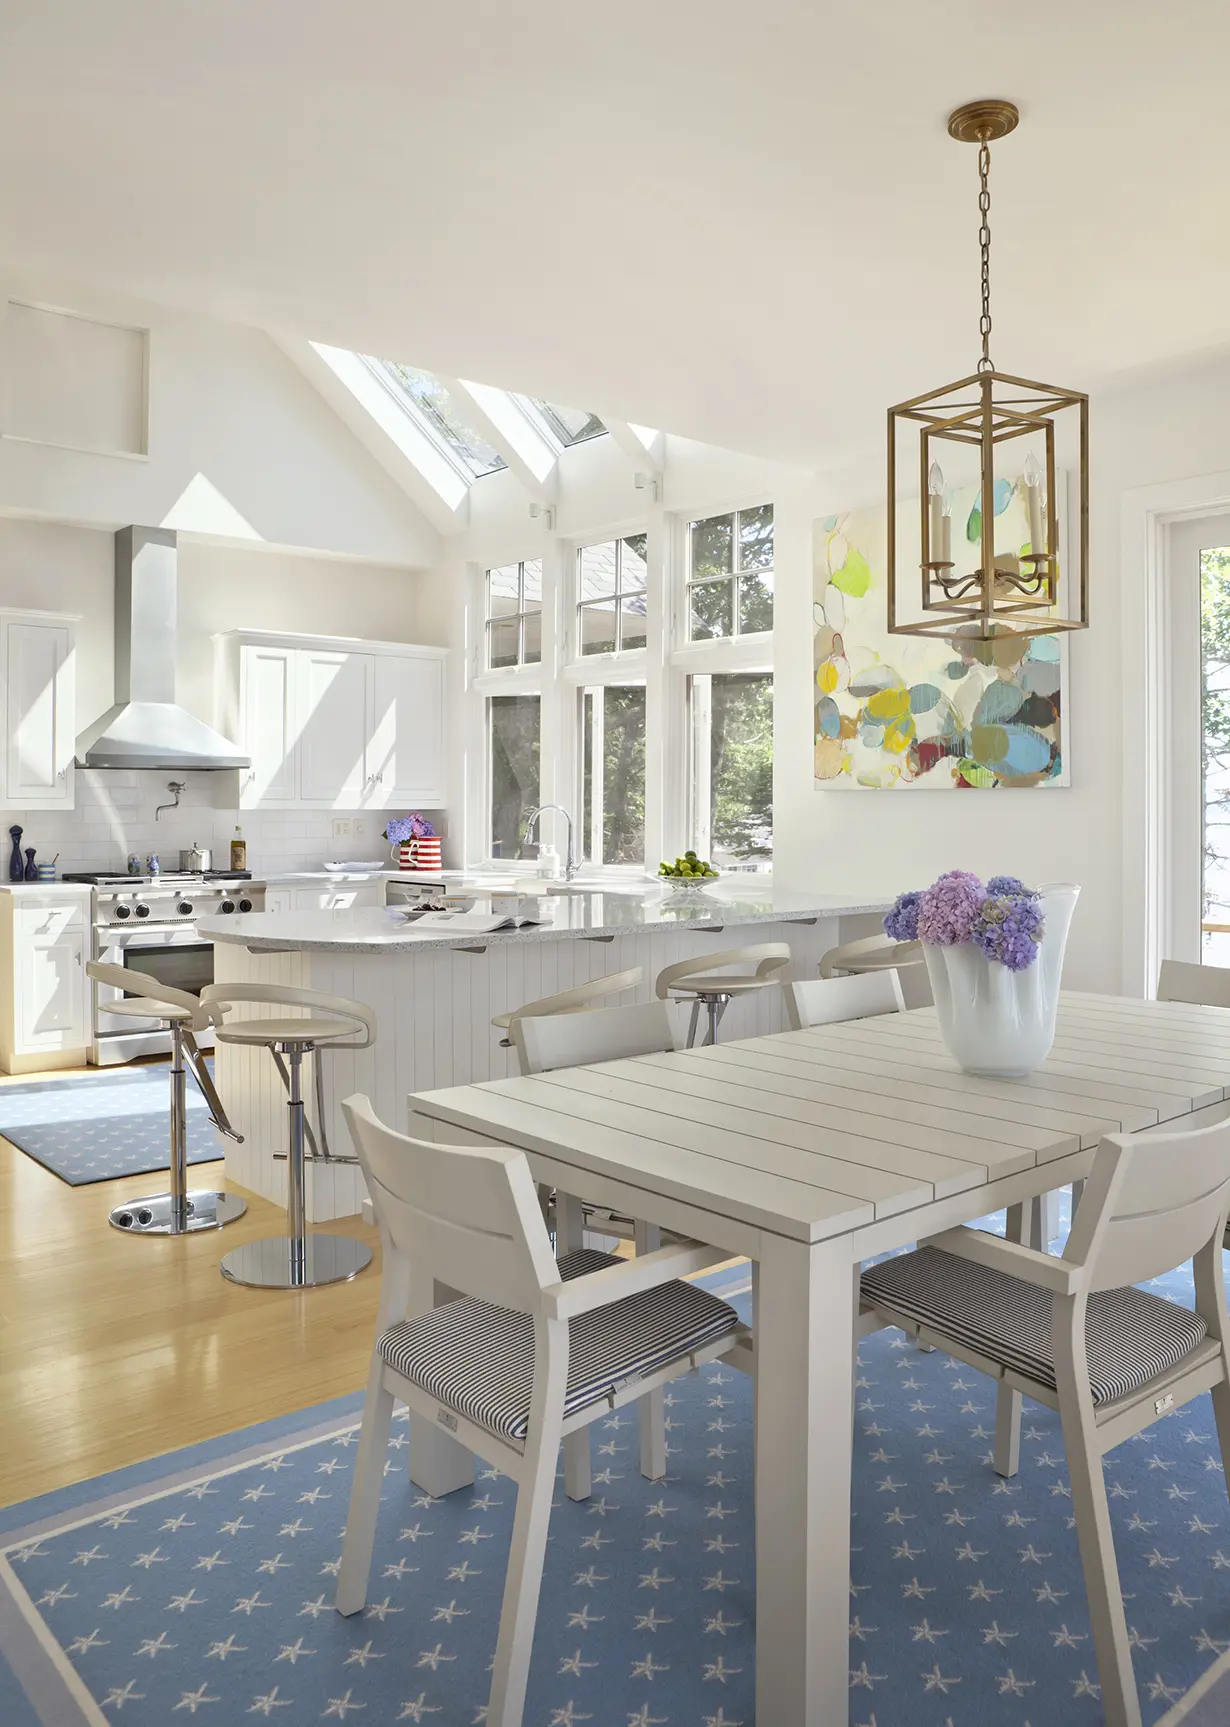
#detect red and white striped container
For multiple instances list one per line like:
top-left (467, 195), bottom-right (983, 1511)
top-left (398, 835), bottom-right (442, 872)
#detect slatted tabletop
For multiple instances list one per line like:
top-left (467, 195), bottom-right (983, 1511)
top-left (413, 991), bottom-right (1230, 1247)
top-left (410, 991), bottom-right (1230, 1727)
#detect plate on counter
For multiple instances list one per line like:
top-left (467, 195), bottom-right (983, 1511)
top-left (321, 860), bottom-right (389, 872)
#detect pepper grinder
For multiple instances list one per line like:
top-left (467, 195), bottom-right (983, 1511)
top-left (7, 826), bottom-right (23, 883)
top-left (23, 847), bottom-right (36, 882)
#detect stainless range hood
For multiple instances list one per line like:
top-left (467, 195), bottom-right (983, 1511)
top-left (75, 527), bottom-right (251, 772)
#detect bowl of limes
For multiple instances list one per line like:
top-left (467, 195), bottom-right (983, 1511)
top-left (658, 852), bottom-right (720, 893)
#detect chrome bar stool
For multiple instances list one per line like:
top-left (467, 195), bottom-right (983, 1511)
top-left (86, 962), bottom-right (247, 1236)
top-left (655, 942), bottom-right (790, 1047)
top-left (201, 982), bottom-right (376, 1290)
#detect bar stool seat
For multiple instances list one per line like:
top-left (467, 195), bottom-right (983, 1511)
top-left (86, 962), bottom-right (247, 1237)
top-left (655, 943), bottom-right (790, 1047)
top-left (202, 982), bottom-right (376, 1292)
top-left (214, 1017), bottom-right (365, 1044)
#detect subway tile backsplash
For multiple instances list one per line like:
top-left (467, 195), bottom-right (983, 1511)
top-left (3, 771), bottom-right (445, 877)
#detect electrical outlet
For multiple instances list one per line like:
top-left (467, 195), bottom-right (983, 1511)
top-left (354, 818), bottom-right (368, 840)
top-left (331, 817), bottom-right (352, 840)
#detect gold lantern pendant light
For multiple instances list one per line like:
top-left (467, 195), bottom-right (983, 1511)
top-left (886, 100), bottom-right (1089, 640)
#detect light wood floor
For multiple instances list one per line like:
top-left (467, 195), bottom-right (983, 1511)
top-left (0, 1061), bottom-right (381, 1508)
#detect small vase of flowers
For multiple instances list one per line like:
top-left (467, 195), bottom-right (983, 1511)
top-left (884, 873), bottom-right (1080, 1077)
top-left (385, 814), bottom-right (441, 872)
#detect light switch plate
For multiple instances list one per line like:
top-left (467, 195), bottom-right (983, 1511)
top-left (354, 818), bottom-right (368, 839)
top-left (331, 817), bottom-right (352, 840)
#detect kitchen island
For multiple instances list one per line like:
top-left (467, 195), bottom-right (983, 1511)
top-left (201, 883), bottom-right (892, 1220)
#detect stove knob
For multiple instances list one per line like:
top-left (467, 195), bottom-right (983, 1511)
top-left (237, 897), bottom-right (253, 914)
top-left (219, 899), bottom-right (236, 914)
top-left (134, 903), bottom-right (150, 918)
top-left (114, 904), bottom-right (132, 920)
top-left (177, 900), bottom-right (193, 916)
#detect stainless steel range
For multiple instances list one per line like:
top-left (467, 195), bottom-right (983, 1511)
top-left (62, 872), bottom-right (267, 1065)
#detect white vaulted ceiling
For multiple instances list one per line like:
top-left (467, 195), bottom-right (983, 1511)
top-left (2, 0), bottom-right (1228, 469)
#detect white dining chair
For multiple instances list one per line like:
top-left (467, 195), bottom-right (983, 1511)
top-left (784, 967), bottom-right (905, 1030)
top-left (336, 1094), bottom-right (749, 1727)
top-left (819, 932), bottom-right (932, 1006)
top-left (860, 1114), bottom-right (1230, 1727)
top-left (491, 966), bottom-right (643, 1051)
top-left (512, 996), bottom-right (691, 1483)
top-left (655, 941), bottom-right (790, 1047)
top-left (1156, 957), bottom-right (1230, 1251)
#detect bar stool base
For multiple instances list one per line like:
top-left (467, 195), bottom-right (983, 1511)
top-left (109, 1192), bottom-right (248, 1235)
top-left (220, 1233), bottom-right (372, 1290)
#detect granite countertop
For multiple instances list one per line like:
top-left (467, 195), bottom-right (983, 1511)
top-left (200, 885), bottom-right (892, 954)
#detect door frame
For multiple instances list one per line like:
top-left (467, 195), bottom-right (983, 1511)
top-left (1121, 471), bottom-right (1230, 995)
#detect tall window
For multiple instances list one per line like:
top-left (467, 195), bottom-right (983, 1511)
top-left (486, 560), bottom-right (543, 669)
top-left (687, 505), bottom-right (774, 640)
top-left (577, 535), bottom-right (648, 656)
top-left (689, 672), bottom-right (773, 867)
top-left (580, 685), bottom-right (646, 865)
top-left (488, 695), bottom-right (540, 859)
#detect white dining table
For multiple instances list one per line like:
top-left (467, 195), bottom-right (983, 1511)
top-left (409, 990), bottom-right (1230, 1727)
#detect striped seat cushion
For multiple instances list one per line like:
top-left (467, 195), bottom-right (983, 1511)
top-left (379, 1250), bottom-right (740, 1443)
top-left (860, 1244), bottom-right (1208, 1406)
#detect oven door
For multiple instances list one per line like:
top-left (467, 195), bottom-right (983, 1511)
top-left (95, 925), bottom-right (214, 1035)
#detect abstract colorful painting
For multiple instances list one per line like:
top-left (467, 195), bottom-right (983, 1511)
top-left (813, 478), bottom-right (1067, 790)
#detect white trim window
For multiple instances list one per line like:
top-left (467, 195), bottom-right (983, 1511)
top-left (577, 534), bottom-right (649, 657)
top-left (487, 692), bottom-right (542, 861)
top-left (486, 558), bottom-right (543, 670)
top-left (579, 683), bottom-right (647, 866)
top-left (676, 506), bottom-right (775, 868)
top-left (686, 504), bottom-right (774, 641)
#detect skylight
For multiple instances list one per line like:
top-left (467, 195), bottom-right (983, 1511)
top-left (524, 400), bottom-right (607, 449)
top-left (365, 359), bottom-right (507, 480)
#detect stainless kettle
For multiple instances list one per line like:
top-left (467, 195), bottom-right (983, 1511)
top-left (178, 843), bottom-right (212, 872)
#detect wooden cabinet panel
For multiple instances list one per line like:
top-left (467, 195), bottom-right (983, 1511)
top-left (4, 620), bottom-right (73, 807)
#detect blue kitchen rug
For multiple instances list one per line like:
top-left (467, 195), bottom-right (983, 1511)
top-left (2, 1268), bottom-right (1229, 1727)
top-left (0, 1064), bottom-right (222, 1186)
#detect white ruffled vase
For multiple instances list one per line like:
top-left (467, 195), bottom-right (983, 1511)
top-left (923, 883), bottom-right (1080, 1078)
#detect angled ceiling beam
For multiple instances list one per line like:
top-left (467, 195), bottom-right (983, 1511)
top-left (447, 377), bottom-right (559, 503)
top-left (605, 418), bottom-right (666, 477)
top-left (269, 332), bottom-right (470, 535)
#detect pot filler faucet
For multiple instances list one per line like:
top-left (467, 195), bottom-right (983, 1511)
top-left (155, 780), bottom-right (187, 821)
top-left (523, 804), bottom-right (577, 881)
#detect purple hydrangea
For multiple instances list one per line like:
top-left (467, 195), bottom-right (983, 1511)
top-left (971, 890), bottom-right (1046, 971)
top-left (917, 870), bottom-right (986, 946)
top-left (987, 874), bottom-right (1028, 896)
top-left (883, 890), bottom-right (923, 942)
top-left (384, 813), bottom-right (434, 844)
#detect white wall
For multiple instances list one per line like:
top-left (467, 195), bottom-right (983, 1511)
top-left (0, 272), bottom-right (441, 567)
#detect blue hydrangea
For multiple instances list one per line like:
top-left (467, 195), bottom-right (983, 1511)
top-left (883, 890), bottom-right (923, 942)
top-left (987, 874), bottom-right (1028, 896)
top-left (971, 890), bottom-right (1045, 971)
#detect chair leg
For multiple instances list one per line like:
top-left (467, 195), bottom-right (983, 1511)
top-left (336, 1354), bottom-right (396, 1616)
top-left (991, 1204), bottom-right (1030, 1473)
top-left (994, 1381), bottom-right (1022, 1478)
top-left (1060, 1400), bottom-right (1141, 1727)
top-left (1071, 1177), bottom-right (1085, 1219)
top-left (486, 1341), bottom-right (566, 1727)
top-left (635, 1221), bottom-right (667, 1480)
top-left (685, 998), bottom-right (702, 1049)
top-left (555, 1192), bottom-right (591, 1500)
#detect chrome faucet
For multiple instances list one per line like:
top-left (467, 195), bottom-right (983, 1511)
top-left (523, 804), bottom-right (577, 881)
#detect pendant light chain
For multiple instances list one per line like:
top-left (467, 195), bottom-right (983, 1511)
top-left (977, 138), bottom-right (994, 373)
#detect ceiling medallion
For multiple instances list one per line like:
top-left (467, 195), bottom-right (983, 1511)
top-left (886, 100), bottom-right (1089, 640)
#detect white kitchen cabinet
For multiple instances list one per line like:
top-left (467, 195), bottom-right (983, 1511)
top-left (369, 650), bottom-right (445, 807)
top-left (292, 884), bottom-right (386, 912)
top-left (0, 613), bottom-right (77, 809)
top-left (297, 650), bottom-right (372, 807)
top-left (239, 643), bottom-right (297, 807)
top-left (0, 890), bottom-right (90, 1073)
top-left (220, 632), bottom-right (447, 813)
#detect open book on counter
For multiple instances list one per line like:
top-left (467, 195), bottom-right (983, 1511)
top-left (410, 909), bottom-right (544, 932)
